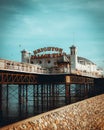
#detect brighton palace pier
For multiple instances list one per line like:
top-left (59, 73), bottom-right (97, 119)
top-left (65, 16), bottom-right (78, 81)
top-left (0, 45), bottom-right (104, 129)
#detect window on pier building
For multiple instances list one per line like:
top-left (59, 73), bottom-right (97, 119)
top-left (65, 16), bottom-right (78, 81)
top-left (39, 60), bottom-right (42, 64)
top-left (48, 60), bottom-right (51, 64)
top-left (7, 63), bottom-right (10, 65)
top-left (54, 62), bottom-right (57, 65)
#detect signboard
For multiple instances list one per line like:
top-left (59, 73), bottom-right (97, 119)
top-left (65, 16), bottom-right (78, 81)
top-left (33, 47), bottom-right (63, 55)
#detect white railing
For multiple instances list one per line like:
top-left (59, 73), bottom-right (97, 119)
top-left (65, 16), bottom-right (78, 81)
top-left (0, 59), bottom-right (102, 77)
top-left (0, 59), bottom-right (48, 74)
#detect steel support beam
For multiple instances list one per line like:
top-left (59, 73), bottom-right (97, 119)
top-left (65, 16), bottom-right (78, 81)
top-left (65, 83), bottom-right (71, 104)
top-left (0, 72), bottom-right (37, 84)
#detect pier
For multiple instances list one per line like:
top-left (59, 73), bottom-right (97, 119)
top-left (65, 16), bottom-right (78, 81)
top-left (0, 51), bottom-right (103, 127)
top-left (0, 0), bottom-right (104, 128)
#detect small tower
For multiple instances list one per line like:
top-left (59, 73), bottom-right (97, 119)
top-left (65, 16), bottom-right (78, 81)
top-left (21, 49), bottom-right (31, 63)
top-left (70, 45), bottom-right (77, 73)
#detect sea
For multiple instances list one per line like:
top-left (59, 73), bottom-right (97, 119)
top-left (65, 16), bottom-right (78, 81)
top-left (0, 84), bottom-right (95, 127)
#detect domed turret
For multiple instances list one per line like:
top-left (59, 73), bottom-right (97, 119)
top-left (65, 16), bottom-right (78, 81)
top-left (70, 45), bottom-right (77, 73)
top-left (21, 49), bottom-right (31, 63)
top-left (70, 45), bottom-right (77, 55)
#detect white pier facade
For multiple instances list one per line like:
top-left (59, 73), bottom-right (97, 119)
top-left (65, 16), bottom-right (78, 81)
top-left (0, 45), bottom-right (103, 77)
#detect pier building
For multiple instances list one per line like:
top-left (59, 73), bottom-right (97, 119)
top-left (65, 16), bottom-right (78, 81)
top-left (21, 45), bottom-right (103, 77)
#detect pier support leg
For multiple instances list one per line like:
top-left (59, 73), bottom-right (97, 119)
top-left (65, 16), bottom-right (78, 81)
top-left (23, 85), bottom-right (25, 103)
top-left (26, 85), bottom-right (28, 103)
top-left (0, 84), bottom-right (2, 125)
top-left (18, 85), bottom-right (22, 104)
top-left (90, 83), bottom-right (95, 97)
top-left (25, 85), bottom-right (28, 114)
top-left (33, 85), bottom-right (35, 108)
top-left (36, 84), bottom-right (39, 110)
top-left (79, 84), bottom-right (82, 99)
top-left (52, 83), bottom-right (55, 107)
top-left (41, 84), bottom-right (43, 111)
top-left (85, 84), bottom-right (88, 98)
top-left (47, 84), bottom-right (49, 109)
top-left (65, 83), bottom-right (71, 104)
top-left (18, 84), bottom-right (22, 117)
top-left (6, 84), bottom-right (9, 116)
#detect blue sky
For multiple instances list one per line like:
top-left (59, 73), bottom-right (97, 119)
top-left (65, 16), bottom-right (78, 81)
top-left (0, 0), bottom-right (104, 69)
